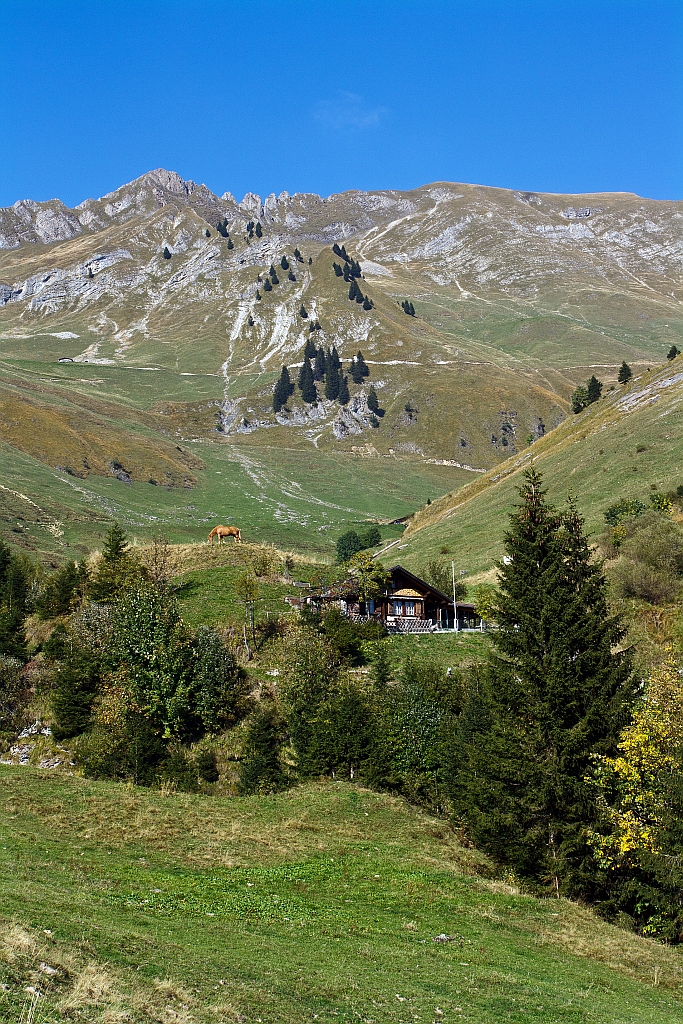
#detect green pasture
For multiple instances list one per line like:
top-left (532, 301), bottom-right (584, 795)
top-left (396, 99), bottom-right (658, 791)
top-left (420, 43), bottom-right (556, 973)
top-left (2, 769), bottom-right (683, 1023)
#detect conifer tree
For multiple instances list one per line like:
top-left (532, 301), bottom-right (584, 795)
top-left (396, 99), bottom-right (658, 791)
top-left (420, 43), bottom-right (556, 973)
top-left (255, 289), bottom-right (261, 301)
top-left (273, 366), bottom-right (293, 412)
top-left (271, 272), bottom-right (279, 285)
top-left (162, 246), bottom-right (171, 260)
top-left (313, 347), bottom-right (327, 381)
top-left (247, 315), bottom-right (254, 327)
top-left (338, 372), bottom-right (350, 405)
top-left (324, 365), bottom-right (340, 401)
top-left (299, 361), bottom-right (317, 403)
top-left (205, 228), bottom-right (211, 237)
top-left (367, 387), bottom-right (379, 413)
top-left (263, 278), bottom-right (272, 291)
top-left (288, 271), bottom-right (296, 281)
top-left (356, 350), bottom-right (370, 377)
top-left (293, 247), bottom-right (303, 261)
top-left (350, 357), bottom-right (363, 384)
top-left (348, 281), bottom-right (359, 301)
top-left (255, 222), bottom-right (262, 237)
top-left (586, 375), bottom-right (603, 404)
top-left (332, 243), bottom-right (342, 258)
top-left (308, 257), bottom-right (312, 264)
top-left (362, 297), bottom-right (373, 310)
top-left (447, 470), bottom-right (634, 897)
top-left (300, 304), bottom-right (308, 318)
top-left (237, 691), bottom-right (288, 795)
top-left (328, 346), bottom-right (341, 372)
top-left (343, 264), bottom-right (351, 282)
top-left (618, 361), bottom-right (633, 384)
top-left (304, 336), bottom-right (316, 361)
top-left (227, 238), bottom-right (234, 250)
top-left (668, 344), bottom-right (681, 360)
top-left (333, 262), bottom-right (343, 277)
top-left (280, 255), bottom-right (289, 270)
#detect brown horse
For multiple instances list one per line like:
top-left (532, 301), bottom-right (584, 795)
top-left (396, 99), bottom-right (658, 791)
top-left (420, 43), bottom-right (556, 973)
top-left (208, 525), bottom-right (242, 544)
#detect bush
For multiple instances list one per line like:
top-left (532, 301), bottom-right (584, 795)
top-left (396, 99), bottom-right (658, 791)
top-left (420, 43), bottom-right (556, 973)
top-left (238, 692), bottom-right (288, 794)
top-left (0, 656), bottom-right (28, 743)
top-left (77, 714), bottom-right (168, 786)
top-left (336, 529), bottom-right (363, 563)
top-left (192, 626), bottom-right (251, 732)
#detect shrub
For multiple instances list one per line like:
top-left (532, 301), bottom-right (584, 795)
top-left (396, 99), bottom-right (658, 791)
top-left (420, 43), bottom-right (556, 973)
top-left (0, 656), bottom-right (28, 743)
top-left (336, 529), bottom-right (363, 563)
top-left (238, 691), bottom-right (288, 794)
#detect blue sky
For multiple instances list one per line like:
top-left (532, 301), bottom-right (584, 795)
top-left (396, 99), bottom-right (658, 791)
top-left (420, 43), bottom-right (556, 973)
top-left (1, 1), bottom-right (681, 206)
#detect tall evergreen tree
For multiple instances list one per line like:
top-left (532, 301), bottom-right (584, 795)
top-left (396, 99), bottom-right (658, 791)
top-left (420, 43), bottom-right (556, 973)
top-left (300, 304), bottom-right (308, 318)
top-left (288, 271), bottom-right (296, 281)
top-left (313, 346), bottom-right (327, 381)
top-left (447, 470), bottom-right (635, 898)
top-left (586, 375), bottom-right (603, 404)
top-left (338, 372), bottom-right (350, 405)
top-left (348, 280), bottom-right (360, 301)
top-left (617, 361), bottom-right (633, 384)
top-left (324, 365), bottom-right (340, 401)
top-left (350, 357), bottom-right (363, 384)
top-left (328, 346), bottom-right (341, 372)
top-left (263, 278), bottom-right (272, 292)
top-left (255, 222), bottom-right (262, 237)
top-left (367, 387), bottom-right (379, 413)
top-left (162, 246), bottom-right (172, 260)
top-left (303, 336), bottom-right (316, 361)
top-left (280, 255), bottom-right (289, 270)
top-left (333, 262), bottom-right (343, 277)
top-left (273, 366), bottom-right (293, 413)
top-left (356, 350), bottom-right (370, 377)
top-left (299, 361), bottom-right (317, 404)
top-left (668, 344), bottom-right (681, 360)
top-left (362, 297), bottom-right (373, 311)
top-left (293, 247), bottom-right (303, 261)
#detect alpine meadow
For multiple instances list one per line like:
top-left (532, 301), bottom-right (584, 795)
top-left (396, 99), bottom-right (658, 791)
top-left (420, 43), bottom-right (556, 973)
top-left (1, 166), bottom-right (683, 1024)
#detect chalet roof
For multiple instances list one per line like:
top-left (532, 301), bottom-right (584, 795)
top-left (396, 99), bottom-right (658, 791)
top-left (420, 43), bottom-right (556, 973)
top-left (386, 565), bottom-right (476, 611)
top-left (392, 588), bottom-right (423, 598)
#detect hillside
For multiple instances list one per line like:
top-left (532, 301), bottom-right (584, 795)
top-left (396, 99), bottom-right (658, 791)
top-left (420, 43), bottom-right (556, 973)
top-left (394, 356), bottom-right (683, 578)
top-left (0, 170), bottom-right (681, 559)
top-left (2, 768), bottom-right (683, 1023)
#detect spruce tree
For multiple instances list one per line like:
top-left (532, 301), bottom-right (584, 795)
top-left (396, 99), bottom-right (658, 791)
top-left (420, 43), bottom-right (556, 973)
top-left (299, 361), bottom-right (317, 403)
top-left (288, 271), bottom-right (296, 281)
top-left (356, 350), bottom-right (370, 377)
top-left (447, 470), bottom-right (634, 897)
top-left (350, 357), bottom-right (363, 384)
top-left (617, 361), bottom-right (633, 384)
top-left (367, 387), bottom-right (379, 413)
top-left (586, 375), bottom-right (603, 404)
top-left (333, 262), bottom-right (343, 277)
top-left (313, 347), bottom-right (327, 381)
top-left (255, 222), bottom-right (262, 237)
top-left (227, 238), bottom-right (234, 250)
top-left (332, 243), bottom-right (342, 258)
top-left (263, 278), bottom-right (272, 292)
top-left (324, 365), bottom-right (340, 401)
top-left (348, 281), bottom-right (358, 301)
top-left (304, 336), bottom-right (316, 361)
top-left (300, 304), bottom-right (308, 318)
top-left (668, 344), bottom-right (681, 360)
top-left (280, 255), bottom-right (289, 270)
top-left (343, 264), bottom-right (351, 282)
top-left (255, 289), bottom-right (261, 301)
top-left (238, 691), bottom-right (288, 794)
top-left (328, 346), bottom-right (341, 372)
top-left (162, 246), bottom-right (171, 260)
top-left (362, 297), bottom-right (373, 310)
top-left (293, 247), bottom-right (302, 261)
top-left (338, 372), bottom-right (350, 405)
top-left (271, 272), bottom-right (279, 285)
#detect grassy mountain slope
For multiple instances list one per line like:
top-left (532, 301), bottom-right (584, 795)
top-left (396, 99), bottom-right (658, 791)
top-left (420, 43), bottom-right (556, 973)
top-left (0, 171), bottom-right (681, 559)
top-left (2, 768), bottom-right (683, 1023)
top-left (394, 357), bottom-right (683, 579)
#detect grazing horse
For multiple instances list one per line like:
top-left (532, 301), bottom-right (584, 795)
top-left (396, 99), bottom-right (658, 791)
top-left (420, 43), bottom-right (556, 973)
top-left (208, 524), bottom-right (242, 544)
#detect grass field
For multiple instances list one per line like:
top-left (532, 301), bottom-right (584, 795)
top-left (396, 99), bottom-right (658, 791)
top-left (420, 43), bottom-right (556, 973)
top-left (397, 359), bottom-right (683, 578)
top-left (2, 769), bottom-right (683, 1023)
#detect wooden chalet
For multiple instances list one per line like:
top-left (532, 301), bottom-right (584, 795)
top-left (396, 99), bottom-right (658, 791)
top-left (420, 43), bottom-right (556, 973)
top-left (288, 564), bottom-right (482, 633)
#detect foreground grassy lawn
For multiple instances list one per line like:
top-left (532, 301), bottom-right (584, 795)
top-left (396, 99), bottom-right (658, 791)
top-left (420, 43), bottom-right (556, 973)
top-left (2, 770), bottom-right (683, 1023)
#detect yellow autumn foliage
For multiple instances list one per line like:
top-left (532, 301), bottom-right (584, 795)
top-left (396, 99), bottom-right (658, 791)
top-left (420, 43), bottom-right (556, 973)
top-left (588, 654), bottom-right (683, 867)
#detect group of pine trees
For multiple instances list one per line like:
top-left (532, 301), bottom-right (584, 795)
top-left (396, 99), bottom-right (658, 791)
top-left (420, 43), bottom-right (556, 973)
top-left (332, 243), bottom-right (374, 310)
top-left (273, 344), bottom-right (373, 412)
top-left (401, 299), bottom-right (416, 316)
top-left (245, 220), bottom-right (263, 240)
top-left (256, 252), bottom-right (307, 299)
top-left (571, 373), bottom-right (603, 413)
